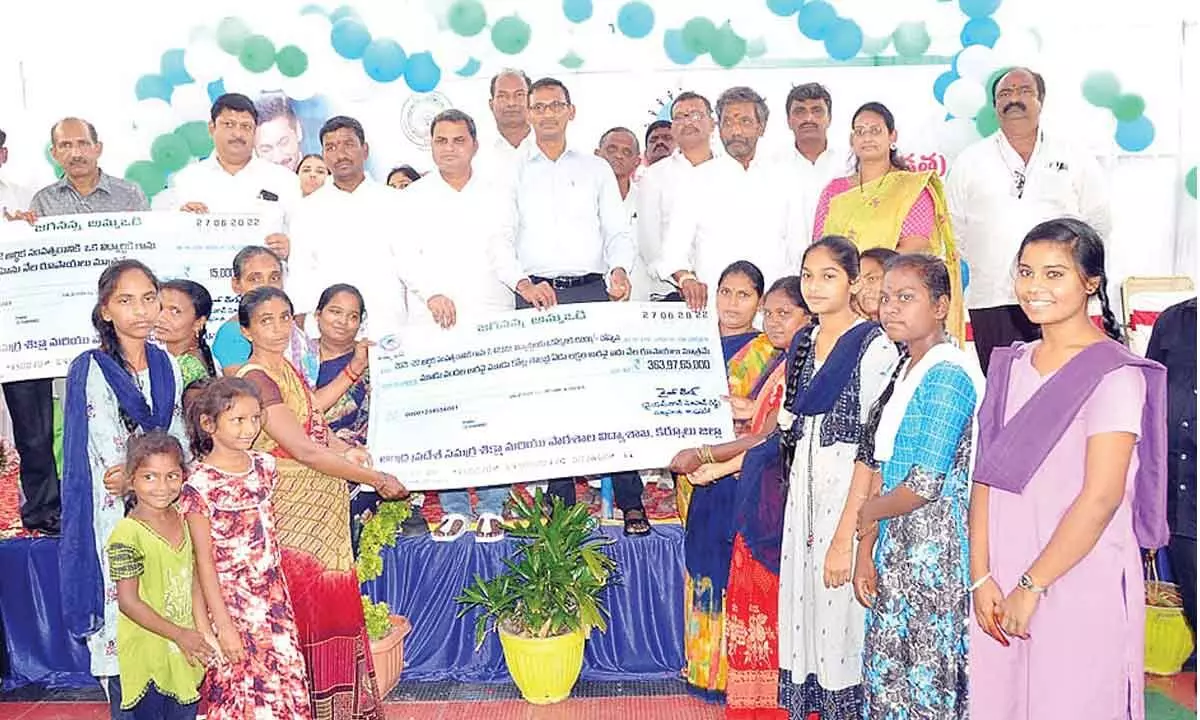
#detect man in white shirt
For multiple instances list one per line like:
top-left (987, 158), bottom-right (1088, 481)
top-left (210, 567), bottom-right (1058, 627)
top-left (0, 128), bottom-right (32, 219)
top-left (167, 93), bottom-right (300, 260)
top-left (643, 120), bottom-right (675, 167)
top-left (635, 92), bottom-right (719, 303)
top-left (253, 92), bottom-right (305, 172)
top-left (398, 109), bottom-right (515, 543)
top-left (946, 67), bottom-right (1111, 372)
top-left (477, 69), bottom-right (534, 180)
top-left (288, 116), bottom-right (407, 333)
top-left (493, 76), bottom-right (649, 534)
top-left (781, 83), bottom-right (844, 238)
top-left (595, 126), bottom-right (640, 218)
top-left (658, 86), bottom-right (807, 310)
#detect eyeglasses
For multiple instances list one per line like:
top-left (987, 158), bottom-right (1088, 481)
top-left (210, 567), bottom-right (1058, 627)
top-left (671, 110), bottom-right (709, 123)
top-left (530, 101), bottom-right (570, 115)
top-left (852, 125), bottom-right (886, 138)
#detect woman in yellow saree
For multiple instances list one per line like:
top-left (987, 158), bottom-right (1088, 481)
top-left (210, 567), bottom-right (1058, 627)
top-left (812, 102), bottom-right (966, 344)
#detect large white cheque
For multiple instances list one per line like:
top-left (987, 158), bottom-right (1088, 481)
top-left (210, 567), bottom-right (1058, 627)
top-left (369, 303), bottom-right (736, 490)
top-left (0, 212), bottom-right (265, 382)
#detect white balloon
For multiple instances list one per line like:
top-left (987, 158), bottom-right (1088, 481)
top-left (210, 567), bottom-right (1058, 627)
top-left (279, 72), bottom-right (320, 102)
top-left (937, 117), bottom-right (981, 161)
top-left (184, 37), bottom-right (230, 84)
top-left (943, 78), bottom-right (987, 119)
top-left (992, 27), bottom-right (1041, 68)
top-left (843, 0), bottom-right (904, 38)
top-left (169, 83), bottom-right (213, 122)
top-left (431, 34), bottom-right (475, 75)
top-left (955, 44), bottom-right (999, 85)
top-left (130, 99), bottom-right (180, 138)
top-left (725, 4), bottom-right (773, 40)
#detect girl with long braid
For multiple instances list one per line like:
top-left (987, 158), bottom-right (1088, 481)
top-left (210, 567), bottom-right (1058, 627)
top-left (155, 279), bottom-right (217, 385)
top-left (968, 218), bottom-right (1169, 720)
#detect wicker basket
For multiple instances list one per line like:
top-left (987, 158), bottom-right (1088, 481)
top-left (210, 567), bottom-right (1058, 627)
top-left (1144, 552), bottom-right (1194, 676)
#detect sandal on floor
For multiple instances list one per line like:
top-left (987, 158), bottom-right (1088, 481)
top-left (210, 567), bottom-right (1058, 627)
top-left (623, 509), bottom-right (652, 537)
top-left (432, 514), bottom-right (468, 543)
top-left (475, 513), bottom-right (506, 544)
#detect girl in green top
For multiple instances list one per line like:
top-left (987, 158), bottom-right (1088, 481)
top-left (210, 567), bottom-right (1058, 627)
top-left (106, 432), bottom-right (217, 719)
top-left (155, 280), bottom-right (218, 387)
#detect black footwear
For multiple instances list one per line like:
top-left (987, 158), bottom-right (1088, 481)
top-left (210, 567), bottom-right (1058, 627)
top-left (400, 510), bottom-right (429, 537)
top-left (623, 509), bottom-right (651, 536)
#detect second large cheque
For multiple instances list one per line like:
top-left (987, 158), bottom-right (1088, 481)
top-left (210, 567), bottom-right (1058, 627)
top-left (368, 303), bottom-right (736, 490)
top-left (0, 212), bottom-right (265, 382)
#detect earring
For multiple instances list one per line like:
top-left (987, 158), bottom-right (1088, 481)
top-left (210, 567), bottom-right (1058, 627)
top-left (889, 143), bottom-right (897, 150)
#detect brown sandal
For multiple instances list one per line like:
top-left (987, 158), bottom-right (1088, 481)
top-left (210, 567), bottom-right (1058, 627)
top-left (623, 509), bottom-right (651, 537)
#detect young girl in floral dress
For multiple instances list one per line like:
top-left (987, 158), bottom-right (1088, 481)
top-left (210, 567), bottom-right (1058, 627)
top-left (180, 377), bottom-right (311, 719)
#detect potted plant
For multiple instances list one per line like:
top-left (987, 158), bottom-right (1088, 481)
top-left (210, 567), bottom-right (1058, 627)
top-left (455, 491), bottom-right (617, 705)
top-left (357, 499), bottom-right (413, 696)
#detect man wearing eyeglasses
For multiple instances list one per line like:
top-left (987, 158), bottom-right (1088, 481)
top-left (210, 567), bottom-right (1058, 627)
top-left (634, 92), bottom-right (719, 303)
top-left (164, 93), bottom-right (300, 261)
top-left (946, 67), bottom-right (1110, 373)
top-left (658, 86), bottom-right (807, 311)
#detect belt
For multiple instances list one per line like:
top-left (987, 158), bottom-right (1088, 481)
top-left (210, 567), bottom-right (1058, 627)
top-left (529, 273), bottom-right (604, 290)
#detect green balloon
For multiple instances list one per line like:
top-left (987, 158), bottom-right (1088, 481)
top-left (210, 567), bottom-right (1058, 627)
top-left (239, 34), bottom-right (276, 73)
top-left (1111, 93), bottom-right (1146, 122)
top-left (1081, 71), bottom-right (1121, 108)
top-left (709, 23), bottom-right (746, 69)
top-left (861, 35), bottom-right (892, 56)
top-left (491, 15), bottom-right (531, 55)
top-left (124, 161), bottom-right (169, 199)
top-left (150, 133), bottom-right (191, 173)
top-left (975, 106), bottom-right (1000, 137)
top-left (175, 122), bottom-right (215, 158)
top-left (746, 37), bottom-right (768, 59)
top-left (559, 51), bottom-right (584, 70)
top-left (892, 21), bottom-right (930, 58)
top-left (44, 144), bottom-right (64, 179)
top-left (1186, 166), bottom-right (1197, 200)
top-left (448, 0), bottom-right (487, 37)
top-left (986, 66), bottom-right (1015, 104)
top-left (681, 17), bottom-right (718, 55)
top-left (276, 45), bottom-right (309, 78)
top-left (216, 17), bottom-right (251, 55)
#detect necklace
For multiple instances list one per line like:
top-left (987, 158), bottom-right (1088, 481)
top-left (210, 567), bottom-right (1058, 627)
top-left (857, 167), bottom-right (892, 208)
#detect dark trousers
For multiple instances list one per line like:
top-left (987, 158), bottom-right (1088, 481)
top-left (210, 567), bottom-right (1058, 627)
top-left (111, 677), bottom-right (198, 720)
top-left (516, 276), bottom-right (645, 513)
top-left (2, 378), bottom-right (60, 533)
top-left (969, 304), bottom-right (1041, 375)
top-left (1169, 535), bottom-right (1197, 638)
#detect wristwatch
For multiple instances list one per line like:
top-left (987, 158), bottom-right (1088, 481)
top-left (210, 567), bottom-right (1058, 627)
top-left (1018, 573), bottom-right (1047, 594)
top-left (673, 271), bottom-right (698, 287)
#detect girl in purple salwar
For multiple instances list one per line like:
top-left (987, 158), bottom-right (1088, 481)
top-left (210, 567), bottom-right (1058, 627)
top-left (968, 218), bottom-right (1168, 720)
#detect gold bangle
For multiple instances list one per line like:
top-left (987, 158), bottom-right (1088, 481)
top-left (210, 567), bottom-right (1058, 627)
top-left (701, 445), bottom-right (715, 464)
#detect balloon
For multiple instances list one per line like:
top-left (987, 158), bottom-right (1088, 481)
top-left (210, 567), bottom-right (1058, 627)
top-left (331, 18), bottom-right (372, 60)
top-left (664, 28), bottom-right (698, 64)
top-left (275, 45), bottom-right (309, 78)
top-left (563, 0), bottom-right (593, 23)
top-left (959, 0), bottom-right (1002, 19)
top-left (824, 18), bottom-right (863, 61)
top-left (150, 133), bottom-right (191, 173)
top-left (767, 0), bottom-right (803, 16)
top-left (183, 37), bottom-right (228, 84)
top-left (362, 38), bottom-right (407, 82)
top-left (1115, 115), bottom-right (1155, 152)
top-left (1185, 166), bottom-right (1197, 200)
top-left (975, 106), bottom-right (1000, 137)
top-left (135, 75), bottom-right (173, 102)
top-left (709, 23), bottom-right (747, 69)
top-left (456, 57), bottom-right (482, 77)
top-left (938, 117), bottom-right (982, 159)
top-left (797, 1), bottom-right (837, 41)
top-left (491, 15), bottom-right (532, 55)
top-left (216, 17), bottom-right (251, 55)
top-left (169, 82), bottom-right (212, 121)
top-left (943, 78), bottom-right (986, 118)
top-left (560, 51), bottom-right (585, 69)
top-left (1081, 71), bottom-right (1121, 108)
top-left (329, 4), bottom-right (358, 23)
top-left (933, 71), bottom-right (958, 104)
top-left (238, 35), bottom-right (276, 73)
top-left (279, 72), bottom-right (320, 102)
top-left (617, 2), bottom-right (655, 39)
top-left (44, 144), bottom-right (64, 179)
top-left (861, 35), bottom-right (891, 56)
top-left (892, 21), bottom-right (931, 58)
top-left (984, 66), bottom-right (1012, 100)
top-left (955, 44), bottom-right (998, 84)
top-left (448, 0), bottom-right (487, 37)
top-left (991, 27), bottom-right (1040, 67)
top-left (961, 17), bottom-right (1001, 47)
top-left (300, 4), bottom-right (326, 16)
top-left (681, 17), bottom-right (717, 55)
top-left (960, 259), bottom-right (971, 292)
top-left (404, 52), bottom-right (441, 92)
top-left (1111, 93), bottom-right (1145, 122)
top-left (746, 37), bottom-right (768, 59)
top-left (125, 161), bottom-right (169, 198)
top-left (160, 49), bottom-right (193, 86)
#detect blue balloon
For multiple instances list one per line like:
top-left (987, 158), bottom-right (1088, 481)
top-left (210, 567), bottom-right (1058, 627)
top-left (823, 18), bottom-right (863, 61)
top-left (135, 74), bottom-right (173, 102)
top-left (797, 1), bottom-right (838, 41)
top-left (961, 17), bottom-right (1001, 47)
top-left (959, 0), bottom-right (1002, 19)
top-left (767, 0), bottom-right (803, 17)
top-left (331, 18), bottom-right (372, 60)
top-left (933, 70), bottom-right (958, 104)
top-left (663, 28), bottom-right (697, 65)
top-left (960, 258), bottom-right (970, 292)
top-left (455, 57), bottom-right (482, 77)
top-left (562, 0), bottom-right (593, 23)
top-left (617, 2), bottom-right (655, 39)
top-left (206, 79), bottom-right (226, 103)
top-left (1115, 115), bottom-right (1155, 152)
top-left (404, 52), bottom-right (441, 93)
top-left (362, 38), bottom-right (406, 82)
top-left (160, 49), bottom-right (193, 86)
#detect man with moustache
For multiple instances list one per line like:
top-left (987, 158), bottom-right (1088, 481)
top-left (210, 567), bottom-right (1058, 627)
top-left (946, 67), bottom-right (1110, 373)
top-left (643, 120), bottom-right (675, 166)
top-left (478, 68), bottom-right (534, 179)
top-left (596, 126), bottom-right (641, 211)
top-left (781, 83), bottom-right (843, 238)
top-left (658, 86), bottom-right (806, 310)
top-left (634, 92), bottom-right (719, 302)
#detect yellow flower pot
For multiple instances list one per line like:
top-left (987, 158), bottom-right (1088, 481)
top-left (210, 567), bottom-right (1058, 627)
top-left (499, 626), bottom-right (586, 705)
